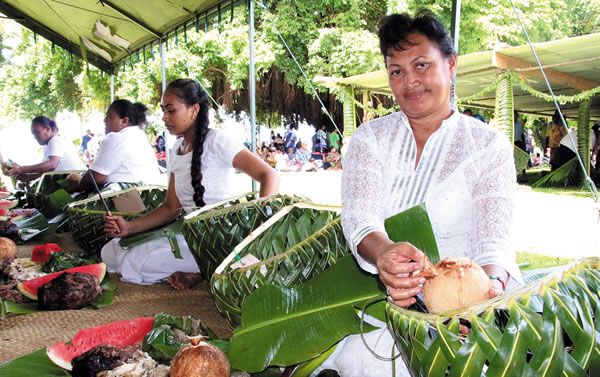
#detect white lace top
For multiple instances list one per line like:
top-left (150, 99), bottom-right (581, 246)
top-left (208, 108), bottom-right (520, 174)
top-left (341, 110), bottom-right (522, 282)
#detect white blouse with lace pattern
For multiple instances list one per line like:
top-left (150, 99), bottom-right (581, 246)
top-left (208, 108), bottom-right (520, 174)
top-left (341, 110), bottom-right (522, 282)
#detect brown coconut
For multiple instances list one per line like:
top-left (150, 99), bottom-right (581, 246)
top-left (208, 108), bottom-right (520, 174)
top-left (421, 257), bottom-right (491, 314)
top-left (0, 237), bottom-right (16, 259)
top-left (170, 337), bottom-right (230, 377)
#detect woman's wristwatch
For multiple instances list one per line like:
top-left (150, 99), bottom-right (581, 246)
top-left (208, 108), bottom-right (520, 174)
top-left (488, 274), bottom-right (507, 290)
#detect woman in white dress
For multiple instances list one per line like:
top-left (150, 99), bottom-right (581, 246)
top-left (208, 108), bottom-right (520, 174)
top-left (67, 99), bottom-right (162, 193)
top-left (4, 116), bottom-right (85, 181)
top-left (102, 78), bottom-right (280, 289)
top-left (317, 10), bottom-right (522, 377)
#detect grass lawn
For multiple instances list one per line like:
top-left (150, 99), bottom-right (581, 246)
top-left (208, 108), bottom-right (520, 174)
top-left (518, 165), bottom-right (597, 198)
top-left (517, 251), bottom-right (573, 270)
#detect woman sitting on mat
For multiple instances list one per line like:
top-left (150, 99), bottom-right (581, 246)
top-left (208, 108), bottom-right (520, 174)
top-left (67, 99), bottom-right (162, 194)
top-left (4, 116), bottom-right (85, 181)
top-left (101, 78), bottom-right (280, 289)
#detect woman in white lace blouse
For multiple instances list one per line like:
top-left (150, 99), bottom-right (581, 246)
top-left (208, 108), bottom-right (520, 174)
top-left (320, 10), bottom-right (522, 377)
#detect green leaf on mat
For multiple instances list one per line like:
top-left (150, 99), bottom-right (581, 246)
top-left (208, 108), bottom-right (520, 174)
top-left (119, 219), bottom-right (184, 258)
top-left (384, 203), bottom-right (440, 263)
top-left (0, 348), bottom-right (69, 377)
top-left (227, 256), bottom-right (383, 372)
top-left (89, 275), bottom-right (117, 308)
top-left (14, 213), bottom-right (55, 242)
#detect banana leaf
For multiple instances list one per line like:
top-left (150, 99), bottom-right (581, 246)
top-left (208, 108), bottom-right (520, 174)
top-left (119, 218), bottom-right (184, 258)
top-left (532, 157), bottom-right (577, 188)
top-left (384, 203), bottom-right (440, 264)
top-left (227, 256), bottom-right (383, 372)
top-left (0, 348), bottom-right (69, 377)
top-left (13, 213), bottom-right (55, 242)
top-left (0, 275), bottom-right (116, 318)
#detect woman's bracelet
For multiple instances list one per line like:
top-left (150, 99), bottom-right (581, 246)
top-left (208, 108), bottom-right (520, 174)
top-left (488, 274), bottom-right (507, 290)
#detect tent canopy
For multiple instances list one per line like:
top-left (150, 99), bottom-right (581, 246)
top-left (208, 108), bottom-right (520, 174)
top-left (315, 33), bottom-right (600, 121)
top-left (0, 0), bottom-right (242, 73)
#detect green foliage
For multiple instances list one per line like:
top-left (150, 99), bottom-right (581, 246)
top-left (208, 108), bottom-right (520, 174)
top-left (0, 0), bottom-right (596, 121)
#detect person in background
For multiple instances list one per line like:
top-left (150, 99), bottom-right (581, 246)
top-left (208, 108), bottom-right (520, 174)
top-left (67, 99), bottom-right (162, 194)
top-left (546, 110), bottom-right (567, 163)
top-left (513, 111), bottom-right (525, 151)
top-left (3, 116), bottom-right (85, 182)
top-left (80, 129), bottom-right (93, 158)
top-left (102, 79), bottom-right (280, 289)
top-left (329, 129), bottom-right (341, 151)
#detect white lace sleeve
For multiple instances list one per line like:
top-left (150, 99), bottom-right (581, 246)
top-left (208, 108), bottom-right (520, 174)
top-left (469, 134), bottom-right (522, 283)
top-left (341, 125), bottom-right (387, 274)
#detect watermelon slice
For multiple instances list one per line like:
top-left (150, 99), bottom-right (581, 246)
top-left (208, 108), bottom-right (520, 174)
top-left (0, 190), bottom-right (10, 199)
top-left (0, 208), bottom-right (8, 216)
top-left (16, 263), bottom-right (106, 300)
top-left (0, 199), bottom-right (18, 210)
top-left (47, 317), bottom-right (154, 370)
top-left (31, 243), bottom-right (63, 263)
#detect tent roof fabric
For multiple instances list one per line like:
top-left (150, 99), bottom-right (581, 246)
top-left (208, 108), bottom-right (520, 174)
top-left (0, 0), bottom-right (241, 73)
top-left (315, 33), bottom-right (600, 120)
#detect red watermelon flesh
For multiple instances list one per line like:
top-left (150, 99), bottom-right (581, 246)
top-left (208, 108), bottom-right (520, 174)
top-left (0, 191), bottom-right (10, 199)
top-left (0, 199), bottom-right (18, 209)
top-left (47, 317), bottom-right (155, 370)
top-left (0, 208), bottom-right (7, 216)
top-left (16, 263), bottom-right (106, 300)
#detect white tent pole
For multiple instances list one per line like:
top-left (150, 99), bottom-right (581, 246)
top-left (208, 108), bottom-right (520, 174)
top-left (110, 74), bottom-right (115, 103)
top-left (160, 39), bottom-right (175, 163)
top-left (249, 0), bottom-right (257, 192)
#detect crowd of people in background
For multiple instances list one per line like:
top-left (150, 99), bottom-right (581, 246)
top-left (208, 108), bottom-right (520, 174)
top-left (255, 127), bottom-right (343, 172)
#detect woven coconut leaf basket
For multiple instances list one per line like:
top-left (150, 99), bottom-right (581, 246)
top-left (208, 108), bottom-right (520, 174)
top-left (26, 171), bottom-right (84, 217)
top-left (182, 194), bottom-right (305, 280)
top-left (386, 257), bottom-right (600, 377)
top-left (67, 185), bottom-right (167, 255)
top-left (210, 202), bottom-right (350, 328)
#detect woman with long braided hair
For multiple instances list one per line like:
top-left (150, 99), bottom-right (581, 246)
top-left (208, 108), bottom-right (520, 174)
top-left (101, 78), bottom-right (280, 288)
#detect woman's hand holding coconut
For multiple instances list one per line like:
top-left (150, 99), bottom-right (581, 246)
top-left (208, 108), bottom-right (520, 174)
top-left (376, 242), bottom-right (427, 307)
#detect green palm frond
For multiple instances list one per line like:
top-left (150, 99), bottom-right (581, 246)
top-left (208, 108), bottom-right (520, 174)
top-left (493, 73), bottom-right (514, 141)
top-left (514, 146), bottom-right (530, 174)
top-left (26, 171), bottom-right (84, 217)
top-left (387, 258), bottom-right (599, 376)
top-left (182, 194), bottom-right (305, 280)
top-left (577, 99), bottom-right (591, 186)
top-left (210, 203), bottom-right (348, 328)
top-left (532, 157), bottom-right (577, 188)
top-left (67, 186), bottom-right (167, 255)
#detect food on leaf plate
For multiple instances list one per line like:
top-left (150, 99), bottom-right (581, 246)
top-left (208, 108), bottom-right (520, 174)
top-left (31, 243), bottom-right (63, 263)
top-left (0, 199), bottom-right (18, 210)
top-left (17, 262), bottom-right (106, 300)
top-left (170, 336), bottom-right (230, 377)
top-left (47, 317), bottom-right (155, 371)
top-left (0, 220), bottom-right (19, 239)
top-left (38, 272), bottom-right (102, 310)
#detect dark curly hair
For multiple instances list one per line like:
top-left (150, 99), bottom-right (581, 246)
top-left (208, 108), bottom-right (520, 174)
top-left (378, 9), bottom-right (455, 61)
top-left (165, 78), bottom-right (210, 207)
top-left (31, 116), bottom-right (58, 132)
top-left (109, 99), bottom-right (148, 127)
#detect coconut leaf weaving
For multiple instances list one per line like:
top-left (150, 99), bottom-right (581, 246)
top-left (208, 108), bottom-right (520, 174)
top-left (25, 171), bottom-right (84, 217)
top-left (119, 218), bottom-right (184, 258)
top-left (386, 257), bottom-right (600, 377)
top-left (182, 194), bottom-right (304, 279)
top-left (67, 186), bottom-right (167, 255)
top-left (211, 203), bottom-right (347, 328)
top-left (227, 256), bottom-right (382, 372)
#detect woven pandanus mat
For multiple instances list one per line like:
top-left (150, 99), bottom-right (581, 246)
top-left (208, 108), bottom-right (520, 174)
top-left (386, 257), bottom-right (600, 376)
top-left (67, 186), bottom-right (167, 255)
top-left (0, 275), bottom-right (232, 363)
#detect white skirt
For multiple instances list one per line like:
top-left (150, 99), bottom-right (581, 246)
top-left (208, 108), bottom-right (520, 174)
top-left (101, 234), bottom-right (200, 285)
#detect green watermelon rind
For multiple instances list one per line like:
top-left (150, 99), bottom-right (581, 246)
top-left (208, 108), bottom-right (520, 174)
top-left (46, 317), bottom-right (155, 371)
top-left (16, 263), bottom-right (107, 300)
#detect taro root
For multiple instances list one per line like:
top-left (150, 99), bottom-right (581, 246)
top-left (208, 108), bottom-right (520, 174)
top-left (170, 337), bottom-right (230, 377)
top-left (420, 257), bottom-right (491, 314)
top-left (0, 221), bottom-right (18, 240)
top-left (0, 237), bottom-right (16, 259)
top-left (38, 272), bottom-right (102, 310)
top-left (71, 345), bottom-right (137, 377)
